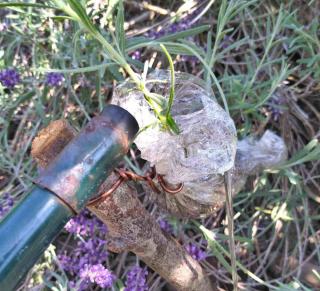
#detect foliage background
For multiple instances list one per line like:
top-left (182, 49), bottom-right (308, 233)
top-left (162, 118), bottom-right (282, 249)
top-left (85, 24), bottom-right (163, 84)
top-left (0, 0), bottom-right (319, 290)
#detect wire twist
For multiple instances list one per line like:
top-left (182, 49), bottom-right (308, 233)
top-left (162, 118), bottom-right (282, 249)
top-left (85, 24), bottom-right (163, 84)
top-left (87, 166), bottom-right (183, 207)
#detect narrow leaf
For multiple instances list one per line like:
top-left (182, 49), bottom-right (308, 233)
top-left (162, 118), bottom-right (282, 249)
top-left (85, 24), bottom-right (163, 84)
top-left (0, 2), bottom-right (59, 9)
top-left (34, 62), bottom-right (114, 74)
top-left (116, 0), bottom-right (125, 55)
top-left (156, 25), bottom-right (210, 42)
top-left (160, 44), bottom-right (175, 118)
top-left (160, 44), bottom-right (180, 134)
top-left (166, 115), bottom-right (180, 135)
top-left (66, 0), bottom-right (97, 34)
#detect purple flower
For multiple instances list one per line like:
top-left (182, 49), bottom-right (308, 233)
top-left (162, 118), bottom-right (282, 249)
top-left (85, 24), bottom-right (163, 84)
top-left (0, 22), bottom-right (8, 32)
top-left (58, 210), bottom-right (110, 287)
top-left (158, 218), bottom-right (173, 234)
top-left (57, 254), bottom-right (74, 273)
top-left (68, 281), bottom-right (77, 289)
top-left (75, 237), bottom-right (108, 270)
top-left (185, 243), bottom-right (207, 261)
top-left (0, 193), bottom-right (15, 219)
top-left (58, 236), bottom-right (110, 290)
top-left (0, 69), bottom-right (20, 88)
top-left (65, 209), bottom-right (107, 237)
top-left (58, 235), bottom-right (108, 273)
top-left (266, 94), bottom-right (287, 121)
top-left (124, 266), bottom-right (149, 291)
top-left (146, 9), bottom-right (200, 40)
top-left (45, 72), bottom-right (64, 87)
top-left (130, 50), bottom-right (141, 60)
top-left (80, 264), bottom-right (115, 289)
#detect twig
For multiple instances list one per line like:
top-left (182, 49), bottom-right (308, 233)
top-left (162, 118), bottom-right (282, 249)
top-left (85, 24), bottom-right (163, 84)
top-left (31, 119), bottom-right (215, 291)
top-left (225, 171), bottom-right (238, 291)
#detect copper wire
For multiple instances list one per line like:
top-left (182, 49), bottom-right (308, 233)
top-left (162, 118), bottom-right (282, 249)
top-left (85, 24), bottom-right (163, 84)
top-left (86, 176), bottom-right (124, 206)
top-left (87, 166), bottom-right (183, 207)
top-left (157, 175), bottom-right (184, 194)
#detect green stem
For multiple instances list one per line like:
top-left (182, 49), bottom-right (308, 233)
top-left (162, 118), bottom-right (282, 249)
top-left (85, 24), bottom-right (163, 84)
top-left (91, 32), bottom-right (164, 120)
top-left (52, 0), bottom-right (175, 132)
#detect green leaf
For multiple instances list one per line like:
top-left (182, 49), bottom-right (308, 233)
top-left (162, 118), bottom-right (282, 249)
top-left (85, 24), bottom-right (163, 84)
top-left (126, 26), bottom-right (210, 53)
top-left (159, 44), bottom-right (180, 135)
top-left (277, 139), bottom-right (320, 169)
top-left (166, 114), bottom-right (180, 135)
top-left (150, 42), bottom-right (205, 56)
top-left (156, 25), bottom-right (210, 42)
top-left (50, 15), bottom-right (74, 21)
top-left (159, 40), bottom-right (229, 114)
top-left (34, 62), bottom-right (114, 74)
top-left (115, 0), bottom-right (125, 55)
top-left (159, 44), bottom-right (175, 117)
top-left (0, 2), bottom-right (59, 9)
top-left (283, 169), bottom-right (301, 185)
top-left (126, 37), bottom-right (149, 49)
top-left (198, 225), bottom-right (232, 273)
top-left (66, 0), bottom-right (97, 34)
top-left (115, 278), bottom-right (125, 291)
top-left (107, 64), bottom-right (125, 81)
top-left (197, 223), bottom-right (270, 287)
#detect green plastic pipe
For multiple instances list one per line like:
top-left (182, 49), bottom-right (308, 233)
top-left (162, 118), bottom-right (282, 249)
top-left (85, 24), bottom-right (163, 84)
top-left (0, 105), bottom-right (139, 291)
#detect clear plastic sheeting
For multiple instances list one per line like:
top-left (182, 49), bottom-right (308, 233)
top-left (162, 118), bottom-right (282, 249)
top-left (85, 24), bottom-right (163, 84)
top-left (145, 130), bottom-right (288, 218)
top-left (231, 130), bottom-right (288, 197)
top-left (112, 71), bottom-right (287, 218)
top-left (112, 70), bottom-right (237, 181)
top-left (235, 130), bottom-right (288, 176)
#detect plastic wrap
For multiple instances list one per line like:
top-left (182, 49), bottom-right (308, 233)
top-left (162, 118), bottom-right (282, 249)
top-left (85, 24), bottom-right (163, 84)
top-left (113, 70), bottom-right (237, 179)
top-left (112, 71), bottom-right (287, 218)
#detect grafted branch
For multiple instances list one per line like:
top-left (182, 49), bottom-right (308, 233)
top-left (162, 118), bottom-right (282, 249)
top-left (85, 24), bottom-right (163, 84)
top-left (31, 119), bottom-right (215, 291)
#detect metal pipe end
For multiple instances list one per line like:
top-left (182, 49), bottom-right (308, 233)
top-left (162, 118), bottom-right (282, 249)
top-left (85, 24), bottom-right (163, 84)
top-left (101, 105), bottom-right (139, 142)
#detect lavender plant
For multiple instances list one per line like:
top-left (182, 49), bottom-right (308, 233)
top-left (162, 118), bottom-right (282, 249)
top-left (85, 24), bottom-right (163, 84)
top-left (266, 93), bottom-right (287, 121)
top-left (45, 72), bottom-right (64, 87)
top-left (0, 69), bottom-right (20, 89)
top-left (1, 1), bottom-right (320, 290)
top-left (0, 22), bottom-right (8, 32)
top-left (185, 243), bottom-right (207, 262)
top-left (51, 0), bottom-right (180, 134)
top-left (0, 2), bottom-right (212, 289)
top-left (0, 193), bottom-right (14, 220)
top-left (58, 210), bottom-right (112, 290)
top-left (158, 218), bottom-right (174, 234)
top-left (124, 266), bottom-right (149, 291)
top-left (78, 264), bottom-right (115, 289)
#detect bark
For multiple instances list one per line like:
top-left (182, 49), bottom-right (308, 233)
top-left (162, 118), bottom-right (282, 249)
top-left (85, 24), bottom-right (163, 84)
top-left (31, 119), bottom-right (215, 291)
top-left (88, 176), bottom-right (213, 290)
